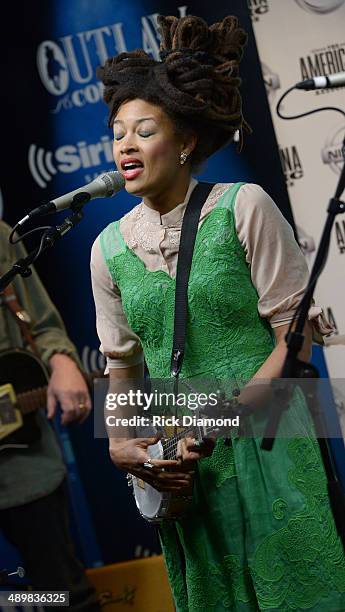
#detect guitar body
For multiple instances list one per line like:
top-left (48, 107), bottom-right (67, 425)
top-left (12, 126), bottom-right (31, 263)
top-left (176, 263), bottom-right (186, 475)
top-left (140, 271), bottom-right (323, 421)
top-left (0, 349), bottom-right (49, 450)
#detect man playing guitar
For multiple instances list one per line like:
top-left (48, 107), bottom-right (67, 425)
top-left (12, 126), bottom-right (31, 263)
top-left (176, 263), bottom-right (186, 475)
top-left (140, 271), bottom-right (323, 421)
top-left (0, 220), bottom-right (99, 611)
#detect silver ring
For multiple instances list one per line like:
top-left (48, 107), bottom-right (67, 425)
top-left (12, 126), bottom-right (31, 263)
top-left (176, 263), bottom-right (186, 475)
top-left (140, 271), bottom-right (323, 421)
top-left (143, 461), bottom-right (154, 470)
top-left (193, 440), bottom-right (201, 448)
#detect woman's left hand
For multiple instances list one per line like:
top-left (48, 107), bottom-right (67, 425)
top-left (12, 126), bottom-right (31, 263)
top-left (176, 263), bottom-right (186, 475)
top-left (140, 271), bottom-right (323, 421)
top-left (176, 436), bottom-right (215, 468)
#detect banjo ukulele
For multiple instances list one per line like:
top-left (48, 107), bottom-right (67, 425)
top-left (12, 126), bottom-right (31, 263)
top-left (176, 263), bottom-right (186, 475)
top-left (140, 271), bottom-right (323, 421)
top-left (127, 398), bottom-right (244, 523)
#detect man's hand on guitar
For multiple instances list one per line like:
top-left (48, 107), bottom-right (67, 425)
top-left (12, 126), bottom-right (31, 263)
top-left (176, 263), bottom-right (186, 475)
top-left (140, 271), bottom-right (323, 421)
top-left (47, 354), bottom-right (91, 425)
top-left (109, 436), bottom-right (195, 493)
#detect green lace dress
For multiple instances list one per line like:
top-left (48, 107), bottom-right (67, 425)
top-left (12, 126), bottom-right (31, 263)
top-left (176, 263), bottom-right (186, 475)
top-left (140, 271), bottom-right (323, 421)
top-left (100, 183), bottom-right (345, 611)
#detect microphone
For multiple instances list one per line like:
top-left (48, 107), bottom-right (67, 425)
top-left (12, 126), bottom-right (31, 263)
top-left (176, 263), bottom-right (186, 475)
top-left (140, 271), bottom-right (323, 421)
top-left (296, 72), bottom-right (345, 90)
top-left (18, 171), bottom-right (125, 225)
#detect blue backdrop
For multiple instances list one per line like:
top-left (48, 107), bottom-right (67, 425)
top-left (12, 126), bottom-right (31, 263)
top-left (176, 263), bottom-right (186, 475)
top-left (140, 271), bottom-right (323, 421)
top-left (2, 0), bottom-right (340, 570)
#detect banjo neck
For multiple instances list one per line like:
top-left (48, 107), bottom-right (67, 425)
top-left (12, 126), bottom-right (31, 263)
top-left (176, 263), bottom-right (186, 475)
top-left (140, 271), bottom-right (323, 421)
top-left (161, 420), bottom-right (229, 460)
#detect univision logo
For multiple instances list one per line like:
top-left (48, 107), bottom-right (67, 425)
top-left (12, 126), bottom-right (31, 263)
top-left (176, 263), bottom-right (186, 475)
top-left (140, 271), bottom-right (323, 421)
top-left (28, 136), bottom-right (114, 188)
top-left (294, 0), bottom-right (345, 13)
top-left (321, 124), bottom-right (345, 175)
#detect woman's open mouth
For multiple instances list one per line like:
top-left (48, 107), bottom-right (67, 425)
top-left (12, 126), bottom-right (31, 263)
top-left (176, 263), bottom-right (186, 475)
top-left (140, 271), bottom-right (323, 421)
top-left (121, 159), bottom-right (144, 180)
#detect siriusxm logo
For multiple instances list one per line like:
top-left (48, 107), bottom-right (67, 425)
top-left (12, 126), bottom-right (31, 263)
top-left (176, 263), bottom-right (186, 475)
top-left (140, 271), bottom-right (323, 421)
top-left (294, 0), bottom-right (345, 13)
top-left (321, 124), bottom-right (345, 175)
top-left (81, 346), bottom-right (106, 374)
top-left (28, 136), bottom-right (114, 188)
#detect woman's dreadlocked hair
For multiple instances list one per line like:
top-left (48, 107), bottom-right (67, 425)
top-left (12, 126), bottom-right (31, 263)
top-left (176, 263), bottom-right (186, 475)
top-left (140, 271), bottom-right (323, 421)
top-left (97, 14), bottom-right (250, 171)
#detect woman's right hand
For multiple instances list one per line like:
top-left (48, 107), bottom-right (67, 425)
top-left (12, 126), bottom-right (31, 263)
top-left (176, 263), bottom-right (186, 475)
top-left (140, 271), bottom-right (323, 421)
top-left (109, 435), bottom-right (195, 493)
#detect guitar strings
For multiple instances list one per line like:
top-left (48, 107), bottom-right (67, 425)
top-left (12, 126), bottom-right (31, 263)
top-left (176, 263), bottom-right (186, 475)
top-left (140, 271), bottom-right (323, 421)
top-left (162, 423), bottom-right (236, 459)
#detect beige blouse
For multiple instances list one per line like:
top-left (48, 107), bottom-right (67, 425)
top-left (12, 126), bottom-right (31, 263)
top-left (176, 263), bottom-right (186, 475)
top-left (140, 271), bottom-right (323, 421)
top-left (91, 180), bottom-right (332, 371)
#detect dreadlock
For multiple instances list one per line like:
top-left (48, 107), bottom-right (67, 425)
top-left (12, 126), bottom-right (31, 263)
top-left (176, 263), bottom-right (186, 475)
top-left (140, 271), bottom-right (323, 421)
top-left (97, 14), bottom-right (250, 170)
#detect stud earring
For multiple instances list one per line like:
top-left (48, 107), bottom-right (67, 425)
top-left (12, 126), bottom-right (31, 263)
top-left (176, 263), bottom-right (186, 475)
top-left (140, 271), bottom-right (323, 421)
top-left (180, 151), bottom-right (188, 165)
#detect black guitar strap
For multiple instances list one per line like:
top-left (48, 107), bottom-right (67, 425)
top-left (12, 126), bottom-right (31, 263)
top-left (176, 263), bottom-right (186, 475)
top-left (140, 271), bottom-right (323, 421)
top-left (164, 181), bottom-right (215, 586)
top-left (170, 182), bottom-right (215, 379)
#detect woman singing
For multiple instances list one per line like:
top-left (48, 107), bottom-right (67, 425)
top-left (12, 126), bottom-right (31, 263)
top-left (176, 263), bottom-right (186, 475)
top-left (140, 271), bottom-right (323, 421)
top-left (91, 14), bottom-right (345, 611)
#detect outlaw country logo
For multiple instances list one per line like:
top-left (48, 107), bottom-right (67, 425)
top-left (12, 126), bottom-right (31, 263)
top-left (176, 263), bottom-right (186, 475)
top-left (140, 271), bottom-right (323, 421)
top-left (36, 7), bottom-right (187, 114)
top-left (321, 124), bottom-right (345, 175)
top-left (295, 0), bottom-right (345, 13)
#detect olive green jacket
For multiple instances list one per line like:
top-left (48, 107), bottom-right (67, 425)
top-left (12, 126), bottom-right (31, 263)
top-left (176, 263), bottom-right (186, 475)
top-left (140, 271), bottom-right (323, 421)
top-left (0, 220), bottom-right (79, 509)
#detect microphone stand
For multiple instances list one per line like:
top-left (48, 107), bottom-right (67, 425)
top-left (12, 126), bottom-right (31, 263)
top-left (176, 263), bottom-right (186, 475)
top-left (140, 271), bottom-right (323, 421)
top-left (260, 136), bottom-right (345, 550)
top-left (0, 193), bottom-right (89, 292)
top-left (0, 566), bottom-right (25, 587)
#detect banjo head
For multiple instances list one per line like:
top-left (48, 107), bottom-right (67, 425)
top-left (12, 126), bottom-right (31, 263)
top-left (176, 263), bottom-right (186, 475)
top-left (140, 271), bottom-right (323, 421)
top-left (131, 437), bottom-right (193, 523)
top-left (132, 440), bottom-right (166, 521)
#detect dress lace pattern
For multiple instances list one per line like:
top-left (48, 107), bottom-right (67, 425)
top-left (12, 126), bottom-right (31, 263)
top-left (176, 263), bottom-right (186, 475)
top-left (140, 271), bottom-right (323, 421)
top-left (100, 185), bottom-right (345, 611)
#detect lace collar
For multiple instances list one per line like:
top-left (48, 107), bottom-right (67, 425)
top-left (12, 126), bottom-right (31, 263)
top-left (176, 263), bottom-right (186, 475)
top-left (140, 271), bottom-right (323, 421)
top-left (140, 178), bottom-right (198, 227)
